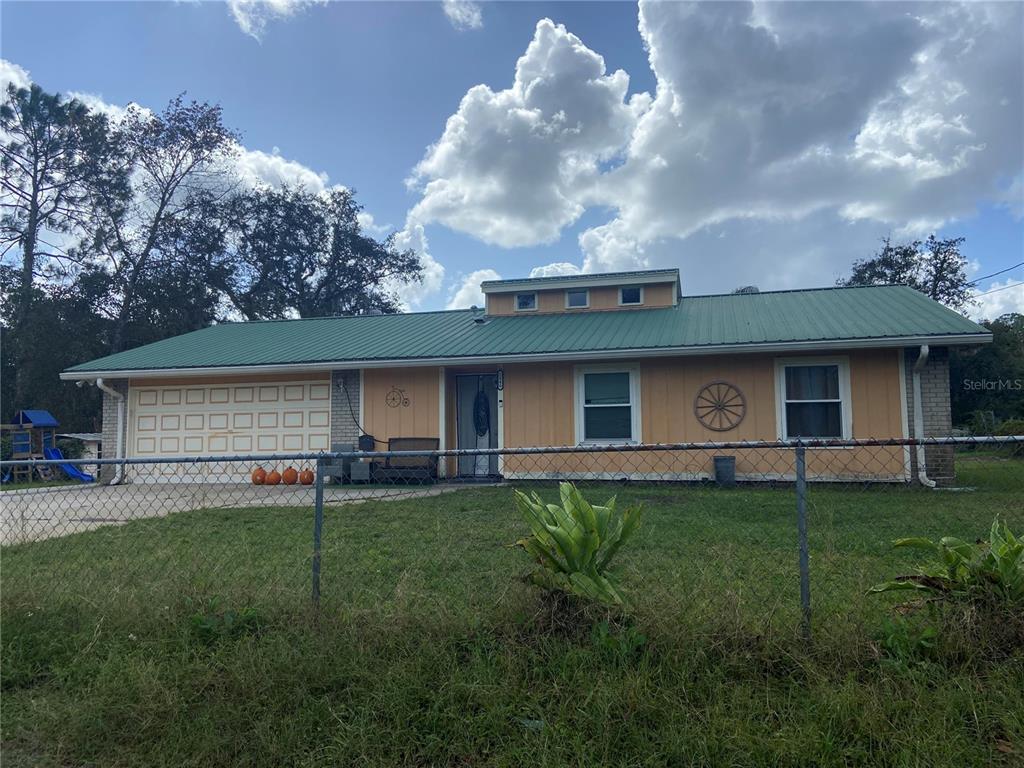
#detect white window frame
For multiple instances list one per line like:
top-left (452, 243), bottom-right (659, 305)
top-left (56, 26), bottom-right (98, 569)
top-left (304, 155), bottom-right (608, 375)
top-left (514, 292), bottom-right (538, 312)
top-left (574, 365), bottom-right (642, 444)
top-left (774, 357), bottom-right (853, 441)
top-left (565, 288), bottom-right (590, 309)
top-left (618, 285), bottom-right (644, 306)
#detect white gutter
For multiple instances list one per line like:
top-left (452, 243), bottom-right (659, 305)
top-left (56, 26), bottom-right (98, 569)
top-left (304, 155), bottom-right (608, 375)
top-left (911, 345), bottom-right (936, 488)
top-left (94, 378), bottom-right (125, 485)
top-left (59, 333), bottom-right (993, 381)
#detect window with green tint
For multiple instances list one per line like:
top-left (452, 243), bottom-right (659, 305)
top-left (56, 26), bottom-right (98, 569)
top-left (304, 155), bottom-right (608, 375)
top-left (566, 288), bottom-right (589, 308)
top-left (782, 364), bottom-right (845, 439)
top-left (579, 370), bottom-right (636, 442)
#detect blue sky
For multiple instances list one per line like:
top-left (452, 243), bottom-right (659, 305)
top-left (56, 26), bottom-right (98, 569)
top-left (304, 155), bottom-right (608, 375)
top-left (2, 1), bottom-right (1022, 317)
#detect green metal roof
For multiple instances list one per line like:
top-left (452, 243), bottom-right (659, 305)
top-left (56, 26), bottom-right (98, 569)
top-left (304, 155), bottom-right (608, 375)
top-left (64, 285), bottom-right (990, 375)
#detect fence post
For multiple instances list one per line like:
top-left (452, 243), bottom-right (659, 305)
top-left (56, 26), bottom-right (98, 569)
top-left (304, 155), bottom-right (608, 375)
top-left (312, 456), bottom-right (325, 609)
top-left (794, 443), bottom-right (811, 643)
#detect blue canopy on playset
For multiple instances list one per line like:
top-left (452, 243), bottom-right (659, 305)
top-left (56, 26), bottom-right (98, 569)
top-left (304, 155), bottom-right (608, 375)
top-left (12, 410), bottom-right (59, 427)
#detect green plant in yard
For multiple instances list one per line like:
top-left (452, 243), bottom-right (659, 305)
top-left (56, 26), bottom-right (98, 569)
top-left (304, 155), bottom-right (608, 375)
top-left (514, 483), bottom-right (641, 607)
top-left (869, 518), bottom-right (1023, 604)
top-left (188, 598), bottom-right (264, 645)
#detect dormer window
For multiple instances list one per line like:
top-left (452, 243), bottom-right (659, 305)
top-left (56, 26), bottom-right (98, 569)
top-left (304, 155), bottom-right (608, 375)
top-left (515, 292), bottom-right (537, 311)
top-left (565, 288), bottom-right (589, 309)
top-left (619, 286), bottom-right (643, 306)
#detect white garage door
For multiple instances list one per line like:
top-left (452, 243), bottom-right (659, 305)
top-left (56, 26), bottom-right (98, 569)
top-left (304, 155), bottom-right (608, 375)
top-left (130, 379), bottom-right (332, 459)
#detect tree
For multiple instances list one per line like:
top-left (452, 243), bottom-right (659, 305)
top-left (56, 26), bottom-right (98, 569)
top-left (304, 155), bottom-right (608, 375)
top-left (217, 186), bottom-right (422, 319)
top-left (83, 95), bottom-right (239, 351)
top-left (949, 313), bottom-right (1024, 427)
top-left (838, 235), bottom-right (973, 312)
top-left (0, 83), bottom-right (126, 404)
top-left (0, 264), bottom-right (107, 429)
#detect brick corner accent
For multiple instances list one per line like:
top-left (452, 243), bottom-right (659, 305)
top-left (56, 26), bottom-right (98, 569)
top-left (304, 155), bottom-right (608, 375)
top-left (904, 346), bottom-right (954, 486)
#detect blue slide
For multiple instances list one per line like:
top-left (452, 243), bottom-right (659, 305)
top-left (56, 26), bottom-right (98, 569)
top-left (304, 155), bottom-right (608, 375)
top-left (43, 447), bottom-right (95, 483)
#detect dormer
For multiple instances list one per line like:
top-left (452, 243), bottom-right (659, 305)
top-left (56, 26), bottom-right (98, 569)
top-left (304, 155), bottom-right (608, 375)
top-left (480, 269), bottom-right (681, 316)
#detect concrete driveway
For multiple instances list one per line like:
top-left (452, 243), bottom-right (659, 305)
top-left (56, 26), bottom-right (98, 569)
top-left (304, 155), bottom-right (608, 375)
top-left (0, 481), bottom-right (478, 545)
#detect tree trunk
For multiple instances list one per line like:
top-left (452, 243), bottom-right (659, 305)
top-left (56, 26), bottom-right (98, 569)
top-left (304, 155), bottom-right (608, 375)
top-left (12, 198), bottom-right (39, 409)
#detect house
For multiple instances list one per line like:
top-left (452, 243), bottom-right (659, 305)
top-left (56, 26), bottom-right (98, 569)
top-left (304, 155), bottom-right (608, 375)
top-left (60, 269), bottom-right (990, 484)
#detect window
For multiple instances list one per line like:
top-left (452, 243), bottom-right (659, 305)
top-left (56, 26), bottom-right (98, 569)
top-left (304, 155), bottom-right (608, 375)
top-left (565, 288), bottom-right (589, 308)
top-left (515, 292), bottom-right (537, 311)
top-left (619, 286), bottom-right (643, 305)
top-left (575, 367), bottom-right (640, 443)
top-left (776, 359), bottom-right (851, 439)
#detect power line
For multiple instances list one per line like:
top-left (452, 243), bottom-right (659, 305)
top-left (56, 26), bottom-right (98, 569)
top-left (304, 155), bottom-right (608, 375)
top-left (969, 262), bottom-right (1023, 285)
top-left (970, 280), bottom-right (1019, 296)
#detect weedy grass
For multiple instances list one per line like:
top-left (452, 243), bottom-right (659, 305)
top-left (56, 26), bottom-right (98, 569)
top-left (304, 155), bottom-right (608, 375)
top-left (2, 456), bottom-right (1022, 767)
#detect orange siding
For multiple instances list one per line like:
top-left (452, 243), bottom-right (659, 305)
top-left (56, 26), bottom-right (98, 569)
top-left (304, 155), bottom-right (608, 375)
top-left (499, 349), bottom-right (907, 481)
top-left (362, 367), bottom-right (441, 443)
top-left (486, 282), bottom-right (676, 315)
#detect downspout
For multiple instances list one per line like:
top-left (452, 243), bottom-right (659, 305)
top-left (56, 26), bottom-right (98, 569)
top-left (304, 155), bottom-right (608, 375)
top-left (911, 345), bottom-right (936, 488)
top-left (95, 378), bottom-right (125, 485)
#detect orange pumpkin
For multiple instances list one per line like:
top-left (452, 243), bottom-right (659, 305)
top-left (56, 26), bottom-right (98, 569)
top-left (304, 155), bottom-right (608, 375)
top-left (282, 466), bottom-right (299, 485)
top-left (251, 468), bottom-right (267, 485)
top-left (298, 468), bottom-right (314, 485)
top-left (265, 470), bottom-right (282, 486)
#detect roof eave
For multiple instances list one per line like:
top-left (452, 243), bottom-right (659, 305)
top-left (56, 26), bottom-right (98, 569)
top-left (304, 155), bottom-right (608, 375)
top-left (59, 332), bottom-right (992, 381)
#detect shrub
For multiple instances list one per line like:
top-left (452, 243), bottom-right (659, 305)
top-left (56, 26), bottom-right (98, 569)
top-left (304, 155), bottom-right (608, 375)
top-left (514, 483), bottom-right (642, 607)
top-left (869, 519), bottom-right (1024, 658)
top-left (868, 519), bottom-right (1023, 604)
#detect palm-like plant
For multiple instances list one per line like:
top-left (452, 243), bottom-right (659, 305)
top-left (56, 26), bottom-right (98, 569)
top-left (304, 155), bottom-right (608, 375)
top-left (869, 519), bottom-right (1023, 604)
top-left (514, 483), bottom-right (642, 607)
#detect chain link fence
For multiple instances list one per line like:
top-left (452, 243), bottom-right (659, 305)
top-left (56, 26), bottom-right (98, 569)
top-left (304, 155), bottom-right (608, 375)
top-left (2, 436), bottom-right (1021, 645)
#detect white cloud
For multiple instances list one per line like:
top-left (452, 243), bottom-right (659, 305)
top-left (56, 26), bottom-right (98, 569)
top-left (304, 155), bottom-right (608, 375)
top-left (408, 19), bottom-right (650, 248)
top-left (972, 278), bottom-right (1024, 321)
top-left (390, 222), bottom-right (446, 309)
top-left (227, 0), bottom-right (324, 41)
top-left (529, 262), bottom-right (581, 278)
top-left (443, 0), bottom-right (483, 31)
top-left (233, 146), bottom-right (332, 190)
top-left (447, 268), bottom-right (501, 309)
top-left (0, 59), bottom-right (31, 91)
top-left (408, 2), bottom-right (1023, 290)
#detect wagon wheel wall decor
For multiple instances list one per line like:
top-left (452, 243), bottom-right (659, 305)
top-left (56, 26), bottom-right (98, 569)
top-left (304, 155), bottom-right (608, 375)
top-left (694, 381), bottom-right (747, 432)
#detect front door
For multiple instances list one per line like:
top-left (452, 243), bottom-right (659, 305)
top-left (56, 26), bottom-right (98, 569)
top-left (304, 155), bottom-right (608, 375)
top-left (455, 374), bottom-right (499, 477)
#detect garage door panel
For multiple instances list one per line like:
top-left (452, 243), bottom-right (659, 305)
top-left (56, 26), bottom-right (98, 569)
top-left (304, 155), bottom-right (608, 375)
top-left (130, 378), bottom-right (331, 459)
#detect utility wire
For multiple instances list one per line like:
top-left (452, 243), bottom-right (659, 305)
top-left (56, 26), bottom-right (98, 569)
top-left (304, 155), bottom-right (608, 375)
top-left (969, 262), bottom-right (1023, 285)
top-left (973, 280), bottom-right (1023, 297)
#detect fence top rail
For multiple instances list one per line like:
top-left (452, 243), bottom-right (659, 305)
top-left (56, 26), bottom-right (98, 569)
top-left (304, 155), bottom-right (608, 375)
top-left (2, 435), bottom-right (1020, 468)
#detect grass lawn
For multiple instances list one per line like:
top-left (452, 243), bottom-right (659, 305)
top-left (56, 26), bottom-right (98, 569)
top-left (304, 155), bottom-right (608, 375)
top-left (2, 456), bottom-right (1022, 767)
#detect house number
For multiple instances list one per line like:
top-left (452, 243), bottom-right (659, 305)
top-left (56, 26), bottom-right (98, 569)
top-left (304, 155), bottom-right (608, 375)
top-left (385, 387), bottom-right (410, 408)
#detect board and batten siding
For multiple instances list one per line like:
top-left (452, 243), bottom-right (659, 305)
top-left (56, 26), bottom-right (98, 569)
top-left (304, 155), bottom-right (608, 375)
top-left (500, 349), bottom-right (907, 481)
top-left (486, 283), bottom-right (676, 315)
top-left (321, 349), bottom-right (908, 481)
top-left (361, 367), bottom-right (441, 445)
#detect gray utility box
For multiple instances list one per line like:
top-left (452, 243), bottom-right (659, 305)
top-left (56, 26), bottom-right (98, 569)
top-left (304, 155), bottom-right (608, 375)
top-left (323, 444), bottom-right (354, 484)
top-left (349, 461), bottom-right (372, 483)
top-left (713, 455), bottom-right (736, 487)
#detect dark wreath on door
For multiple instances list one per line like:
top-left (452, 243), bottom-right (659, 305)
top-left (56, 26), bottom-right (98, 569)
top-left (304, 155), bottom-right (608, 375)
top-left (693, 380), bottom-right (746, 432)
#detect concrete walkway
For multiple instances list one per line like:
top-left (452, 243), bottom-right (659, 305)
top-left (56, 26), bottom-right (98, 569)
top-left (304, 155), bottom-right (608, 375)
top-left (0, 481), bottom-right (488, 545)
